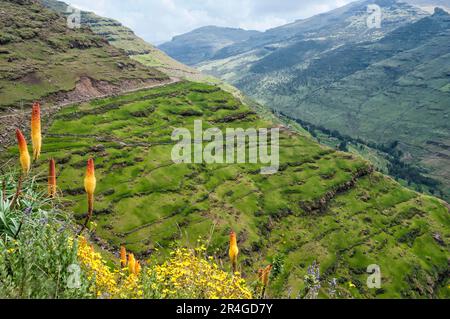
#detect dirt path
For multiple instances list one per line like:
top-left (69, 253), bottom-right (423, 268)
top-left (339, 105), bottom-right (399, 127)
top-left (0, 76), bottom-right (181, 151)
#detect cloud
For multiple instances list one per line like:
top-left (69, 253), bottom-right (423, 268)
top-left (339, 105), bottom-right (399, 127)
top-left (66, 0), bottom-right (354, 44)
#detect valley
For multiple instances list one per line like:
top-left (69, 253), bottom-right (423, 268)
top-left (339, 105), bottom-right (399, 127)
top-left (160, 0), bottom-right (450, 201)
top-left (0, 0), bottom-right (448, 299)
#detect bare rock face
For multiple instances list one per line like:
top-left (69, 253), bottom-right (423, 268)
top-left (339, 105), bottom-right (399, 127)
top-left (433, 232), bottom-right (446, 246)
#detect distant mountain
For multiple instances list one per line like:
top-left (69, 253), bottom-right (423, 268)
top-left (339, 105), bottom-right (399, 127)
top-left (164, 0), bottom-right (427, 67)
top-left (166, 0), bottom-right (449, 200)
top-left (404, 0), bottom-right (450, 12)
top-left (254, 8), bottom-right (449, 199)
top-left (159, 26), bottom-right (261, 65)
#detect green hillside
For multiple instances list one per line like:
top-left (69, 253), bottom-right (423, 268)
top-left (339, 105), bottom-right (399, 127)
top-left (0, 0), bottom-right (168, 153)
top-left (39, 0), bottom-right (283, 126)
top-left (3, 80), bottom-right (447, 298)
top-left (241, 8), bottom-right (450, 201)
top-left (0, 0), bottom-right (167, 109)
top-left (40, 0), bottom-right (210, 82)
top-left (1, 0), bottom-right (449, 299)
top-left (39, 0), bottom-right (276, 123)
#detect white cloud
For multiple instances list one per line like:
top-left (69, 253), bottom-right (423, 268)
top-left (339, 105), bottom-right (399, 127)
top-left (66, 0), bottom-right (354, 44)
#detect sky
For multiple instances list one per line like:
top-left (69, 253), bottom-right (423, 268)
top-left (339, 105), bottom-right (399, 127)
top-left (67, 0), bottom-right (354, 45)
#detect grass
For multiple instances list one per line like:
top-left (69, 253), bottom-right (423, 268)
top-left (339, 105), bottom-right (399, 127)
top-left (4, 81), bottom-right (448, 298)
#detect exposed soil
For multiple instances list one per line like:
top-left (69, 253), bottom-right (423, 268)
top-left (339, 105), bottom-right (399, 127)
top-left (20, 72), bottom-right (42, 85)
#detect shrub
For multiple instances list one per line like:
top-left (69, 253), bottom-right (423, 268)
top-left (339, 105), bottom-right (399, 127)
top-left (146, 247), bottom-right (252, 299)
top-left (75, 236), bottom-right (142, 299)
top-left (0, 171), bottom-right (93, 298)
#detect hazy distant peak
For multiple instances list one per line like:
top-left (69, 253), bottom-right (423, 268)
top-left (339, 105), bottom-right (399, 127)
top-left (159, 26), bottom-right (261, 65)
top-left (433, 6), bottom-right (450, 15)
top-left (402, 0), bottom-right (450, 13)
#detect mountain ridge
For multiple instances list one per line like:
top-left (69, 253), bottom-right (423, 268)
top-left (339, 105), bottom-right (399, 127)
top-left (404, 0), bottom-right (450, 12)
top-left (160, 0), bottom-right (428, 65)
top-left (159, 25), bottom-right (260, 66)
top-left (39, 0), bottom-right (208, 82)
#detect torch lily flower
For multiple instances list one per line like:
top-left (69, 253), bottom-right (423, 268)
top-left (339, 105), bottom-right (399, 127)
top-left (84, 158), bottom-right (96, 218)
top-left (16, 129), bottom-right (30, 174)
top-left (135, 260), bottom-right (141, 275)
top-left (128, 253), bottom-right (136, 274)
top-left (48, 158), bottom-right (56, 197)
top-left (79, 158), bottom-right (97, 233)
top-left (229, 230), bottom-right (239, 273)
top-left (31, 102), bottom-right (42, 160)
top-left (120, 246), bottom-right (127, 268)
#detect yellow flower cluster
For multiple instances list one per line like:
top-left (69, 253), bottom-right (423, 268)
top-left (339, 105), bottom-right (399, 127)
top-left (151, 247), bottom-right (252, 299)
top-left (76, 237), bottom-right (143, 299)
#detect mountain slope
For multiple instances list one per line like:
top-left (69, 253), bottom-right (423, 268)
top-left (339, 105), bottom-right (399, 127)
top-left (0, 0), bottom-right (169, 151)
top-left (1, 0), bottom-right (448, 299)
top-left (270, 8), bottom-right (450, 198)
top-left (23, 81), bottom-right (449, 298)
top-left (165, 0), bottom-right (449, 200)
top-left (39, 0), bottom-right (284, 139)
top-left (0, 0), bottom-right (167, 110)
top-left (235, 8), bottom-right (450, 201)
top-left (196, 0), bottom-right (427, 80)
top-left (162, 0), bottom-right (427, 67)
top-left (40, 0), bottom-right (206, 81)
top-left (159, 26), bottom-right (261, 66)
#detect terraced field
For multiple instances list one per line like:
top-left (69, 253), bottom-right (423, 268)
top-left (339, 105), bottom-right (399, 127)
top-left (6, 81), bottom-right (447, 298)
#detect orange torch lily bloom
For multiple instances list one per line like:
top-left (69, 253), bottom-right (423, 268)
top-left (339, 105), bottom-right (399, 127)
top-left (120, 246), bottom-right (127, 268)
top-left (79, 158), bottom-right (97, 234)
top-left (84, 158), bottom-right (96, 218)
top-left (31, 102), bottom-right (42, 161)
top-left (229, 230), bottom-right (239, 273)
top-left (135, 260), bottom-right (141, 275)
top-left (16, 129), bottom-right (30, 174)
top-left (48, 158), bottom-right (56, 197)
top-left (128, 253), bottom-right (136, 274)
